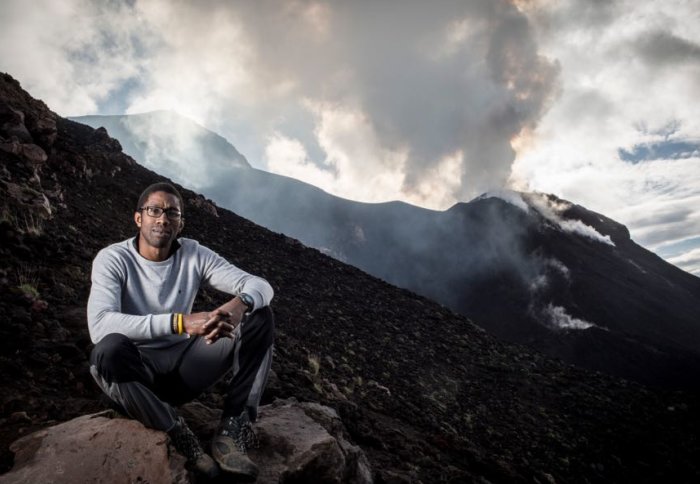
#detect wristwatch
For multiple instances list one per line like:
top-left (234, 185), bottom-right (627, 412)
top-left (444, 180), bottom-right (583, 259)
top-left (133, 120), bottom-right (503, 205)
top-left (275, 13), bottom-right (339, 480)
top-left (239, 293), bottom-right (254, 312)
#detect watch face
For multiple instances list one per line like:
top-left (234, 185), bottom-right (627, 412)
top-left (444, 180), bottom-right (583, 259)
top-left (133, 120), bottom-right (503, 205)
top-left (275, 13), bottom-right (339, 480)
top-left (241, 293), bottom-right (253, 309)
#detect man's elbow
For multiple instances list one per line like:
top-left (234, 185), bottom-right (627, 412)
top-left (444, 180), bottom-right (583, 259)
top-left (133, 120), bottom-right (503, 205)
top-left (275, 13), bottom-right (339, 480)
top-left (263, 279), bottom-right (274, 301)
top-left (87, 311), bottom-right (110, 345)
top-left (251, 277), bottom-right (274, 307)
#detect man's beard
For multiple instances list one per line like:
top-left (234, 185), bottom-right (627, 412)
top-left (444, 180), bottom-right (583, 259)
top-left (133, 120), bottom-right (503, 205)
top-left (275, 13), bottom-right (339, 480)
top-left (145, 228), bottom-right (173, 248)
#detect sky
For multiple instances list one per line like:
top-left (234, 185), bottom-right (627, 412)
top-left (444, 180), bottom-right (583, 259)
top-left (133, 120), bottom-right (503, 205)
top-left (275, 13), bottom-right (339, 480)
top-left (1, 0), bottom-right (699, 275)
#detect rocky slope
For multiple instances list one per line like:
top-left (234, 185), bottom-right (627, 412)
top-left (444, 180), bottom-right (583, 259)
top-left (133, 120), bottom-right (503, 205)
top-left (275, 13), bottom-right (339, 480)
top-left (3, 73), bottom-right (700, 482)
top-left (74, 112), bottom-right (700, 390)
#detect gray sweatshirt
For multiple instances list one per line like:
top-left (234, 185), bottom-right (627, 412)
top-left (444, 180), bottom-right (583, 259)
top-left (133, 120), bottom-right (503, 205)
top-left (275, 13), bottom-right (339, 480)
top-left (87, 237), bottom-right (274, 345)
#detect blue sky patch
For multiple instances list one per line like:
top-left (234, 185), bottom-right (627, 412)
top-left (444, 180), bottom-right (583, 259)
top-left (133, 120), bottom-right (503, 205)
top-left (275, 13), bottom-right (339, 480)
top-left (619, 140), bottom-right (700, 163)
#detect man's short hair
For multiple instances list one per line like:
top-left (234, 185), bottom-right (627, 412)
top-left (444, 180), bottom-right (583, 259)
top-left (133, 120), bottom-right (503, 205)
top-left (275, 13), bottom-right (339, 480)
top-left (136, 182), bottom-right (184, 214)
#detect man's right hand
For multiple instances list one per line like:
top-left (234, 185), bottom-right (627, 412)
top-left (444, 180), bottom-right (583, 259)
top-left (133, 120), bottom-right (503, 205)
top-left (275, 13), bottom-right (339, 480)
top-left (182, 311), bottom-right (236, 343)
top-left (182, 312), bottom-right (213, 336)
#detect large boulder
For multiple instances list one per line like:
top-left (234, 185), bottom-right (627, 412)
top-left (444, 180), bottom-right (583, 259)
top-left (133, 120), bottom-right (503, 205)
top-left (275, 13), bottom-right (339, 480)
top-left (252, 399), bottom-right (373, 484)
top-left (180, 398), bottom-right (373, 483)
top-left (0, 411), bottom-right (187, 484)
top-left (1, 399), bottom-right (373, 483)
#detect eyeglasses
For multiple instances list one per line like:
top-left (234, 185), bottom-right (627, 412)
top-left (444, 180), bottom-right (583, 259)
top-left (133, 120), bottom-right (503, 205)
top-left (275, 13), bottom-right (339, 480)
top-left (139, 206), bottom-right (183, 220)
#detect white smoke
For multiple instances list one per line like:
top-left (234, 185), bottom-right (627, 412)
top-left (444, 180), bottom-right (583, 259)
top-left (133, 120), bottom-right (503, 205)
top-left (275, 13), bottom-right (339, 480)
top-left (479, 189), bottom-right (530, 212)
top-left (481, 190), bottom-right (615, 245)
top-left (544, 257), bottom-right (570, 278)
top-left (544, 304), bottom-right (596, 331)
top-left (525, 193), bottom-right (615, 246)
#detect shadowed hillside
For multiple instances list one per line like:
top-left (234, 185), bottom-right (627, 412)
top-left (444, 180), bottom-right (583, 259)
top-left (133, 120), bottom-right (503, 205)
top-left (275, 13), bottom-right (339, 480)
top-left (4, 73), bottom-right (700, 482)
top-left (73, 111), bottom-right (700, 391)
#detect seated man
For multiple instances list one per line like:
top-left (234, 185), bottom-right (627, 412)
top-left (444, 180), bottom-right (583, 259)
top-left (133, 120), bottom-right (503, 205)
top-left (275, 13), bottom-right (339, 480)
top-left (87, 182), bottom-right (274, 480)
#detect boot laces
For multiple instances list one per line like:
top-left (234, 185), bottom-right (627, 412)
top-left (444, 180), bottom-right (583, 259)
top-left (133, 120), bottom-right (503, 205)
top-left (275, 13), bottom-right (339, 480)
top-left (170, 417), bottom-right (205, 462)
top-left (220, 411), bottom-right (259, 453)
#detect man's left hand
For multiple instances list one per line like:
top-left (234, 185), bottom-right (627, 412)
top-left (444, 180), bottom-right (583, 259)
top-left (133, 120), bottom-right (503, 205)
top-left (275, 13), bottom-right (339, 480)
top-left (202, 307), bottom-right (245, 344)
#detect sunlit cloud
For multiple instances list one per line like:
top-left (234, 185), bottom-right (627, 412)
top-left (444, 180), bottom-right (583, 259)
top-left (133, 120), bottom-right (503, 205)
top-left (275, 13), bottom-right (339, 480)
top-left (510, 0), bottom-right (700, 273)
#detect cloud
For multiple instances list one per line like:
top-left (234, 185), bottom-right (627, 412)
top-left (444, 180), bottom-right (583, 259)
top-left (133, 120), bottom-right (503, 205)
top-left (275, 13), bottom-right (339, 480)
top-left (264, 100), bottom-right (466, 208)
top-left (119, 111), bottom-right (249, 190)
top-left (668, 247), bottom-right (700, 276)
top-left (510, 0), bottom-right (700, 272)
top-left (264, 132), bottom-right (335, 192)
top-left (633, 30), bottom-right (700, 66)
top-left (0, 0), bottom-right (150, 114)
top-left (1, 0), bottom-right (559, 208)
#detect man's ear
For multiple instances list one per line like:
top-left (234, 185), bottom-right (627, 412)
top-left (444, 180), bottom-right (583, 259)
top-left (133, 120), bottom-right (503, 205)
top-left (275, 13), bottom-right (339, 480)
top-left (134, 211), bottom-right (142, 228)
top-left (177, 218), bottom-right (185, 234)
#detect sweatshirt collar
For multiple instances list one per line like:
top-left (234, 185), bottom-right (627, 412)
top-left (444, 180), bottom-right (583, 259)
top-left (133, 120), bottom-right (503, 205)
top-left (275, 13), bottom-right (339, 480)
top-left (132, 235), bottom-right (182, 259)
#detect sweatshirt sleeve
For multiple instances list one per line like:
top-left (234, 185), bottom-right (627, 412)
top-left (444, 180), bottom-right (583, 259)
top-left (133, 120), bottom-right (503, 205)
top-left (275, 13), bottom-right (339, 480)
top-left (199, 244), bottom-right (274, 311)
top-left (87, 248), bottom-right (173, 344)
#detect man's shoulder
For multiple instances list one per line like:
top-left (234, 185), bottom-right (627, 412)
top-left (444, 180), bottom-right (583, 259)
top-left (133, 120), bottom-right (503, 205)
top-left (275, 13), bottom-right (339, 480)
top-left (95, 238), bottom-right (135, 263)
top-left (178, 237), bottom-right (215, 254)
top-left (177, 237), bottom-right (199, 248)
top-left (176, 238), bottom-right (223, 264)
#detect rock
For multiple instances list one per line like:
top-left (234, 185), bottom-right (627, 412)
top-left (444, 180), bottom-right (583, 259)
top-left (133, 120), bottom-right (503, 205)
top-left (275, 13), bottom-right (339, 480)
top-left (3, 181), bottom-right (52, 218)
top-left (30, 299), bottom-right (48, 313)
top-left (189, 195), bottom-right (218, 217)
top-left (179, 398), bottom-right (373, 483)
top-left (0, 139), bottom-right (22, 156)
top-left (30, 114), bottom-right (57, 148)
top-left (3, 400), bottom-right (373, 484)
top-left (0, 103), bottom-right (32, 143)
top-left (91, 126), bottom-right (122, 152)
top-left (0, 411), bottom-right (188, 484)
top-left (8, 411), bottom-right (31, 424)
top-left (20, 143), bottom-right (47, 165)
top-left (250, 399), bottom-right (373, 484)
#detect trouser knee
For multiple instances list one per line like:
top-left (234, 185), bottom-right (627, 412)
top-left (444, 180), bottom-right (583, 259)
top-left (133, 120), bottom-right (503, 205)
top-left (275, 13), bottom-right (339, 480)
top-left (242, 306), bottom-right (275, 347)
top-left (90, 333), bottom-right (150, 384)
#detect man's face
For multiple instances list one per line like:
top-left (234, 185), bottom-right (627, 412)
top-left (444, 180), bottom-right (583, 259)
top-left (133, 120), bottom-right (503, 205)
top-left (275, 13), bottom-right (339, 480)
top-left (134, 191), bottom-right (184, 250)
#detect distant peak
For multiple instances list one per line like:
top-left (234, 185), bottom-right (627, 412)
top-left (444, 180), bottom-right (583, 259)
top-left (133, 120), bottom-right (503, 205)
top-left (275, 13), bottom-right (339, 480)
top-left (476, 189), bottom-right (529, 212)
top-left (474, 190), bottom-right (617, 246)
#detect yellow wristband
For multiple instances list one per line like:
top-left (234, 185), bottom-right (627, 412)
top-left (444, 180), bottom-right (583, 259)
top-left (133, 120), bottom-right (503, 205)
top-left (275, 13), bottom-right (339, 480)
top-left (177, 313), bottom-right (184, 335)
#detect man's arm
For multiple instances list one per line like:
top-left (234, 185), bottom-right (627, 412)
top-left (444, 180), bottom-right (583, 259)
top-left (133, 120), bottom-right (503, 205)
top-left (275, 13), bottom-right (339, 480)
top-left (200, 245), bottom-right (274, 311)
top-left (87, 249), bottom-right (173, 344)
top-left (193, 244), bottom-right (274, 343)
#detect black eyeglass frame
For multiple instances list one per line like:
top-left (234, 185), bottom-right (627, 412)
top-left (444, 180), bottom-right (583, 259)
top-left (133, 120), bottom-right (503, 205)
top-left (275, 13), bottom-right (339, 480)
top-left (138, 206), bottom-right (183, 220)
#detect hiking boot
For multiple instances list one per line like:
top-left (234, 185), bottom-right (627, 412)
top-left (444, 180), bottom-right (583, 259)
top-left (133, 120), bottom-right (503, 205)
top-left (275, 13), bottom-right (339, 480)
top-left (211, 409), bottom-right (259, 481)
top-left (169, 416), bottom-right (219, 478)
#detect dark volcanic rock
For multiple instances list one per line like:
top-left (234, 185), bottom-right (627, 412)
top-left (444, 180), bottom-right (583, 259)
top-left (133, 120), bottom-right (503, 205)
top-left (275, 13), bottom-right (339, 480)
top-left (2, 72), bottom-right (700, 483)
top-left (0, 412), bottom-right (188, 484)
top-left (2, 400), bottom-right (370, 484)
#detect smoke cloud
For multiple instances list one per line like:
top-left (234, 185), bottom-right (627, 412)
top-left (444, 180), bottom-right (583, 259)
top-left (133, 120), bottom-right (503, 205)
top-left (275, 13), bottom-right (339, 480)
top-left (0, 0), bottom-right (558, 209)
top-left (543, 304), bottom-right (596, 331)
top-left (484, 190), bottom-right (615, 245)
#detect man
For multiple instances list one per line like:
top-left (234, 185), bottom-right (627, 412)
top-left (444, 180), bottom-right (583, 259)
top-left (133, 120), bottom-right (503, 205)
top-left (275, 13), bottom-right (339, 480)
top-left (87, 182), bottom-right (274, 480)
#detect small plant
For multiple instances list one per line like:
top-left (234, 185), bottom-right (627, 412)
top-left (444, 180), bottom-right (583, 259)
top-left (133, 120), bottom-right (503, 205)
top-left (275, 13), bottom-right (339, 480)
top-left (308, 355), bottom-right (320, 376)
top-left (16, 265), bottom-right (40, 300)
top-left (18, 282), bottom-right (39, 299)
top-left (22, 212), bottom-right (43, 236)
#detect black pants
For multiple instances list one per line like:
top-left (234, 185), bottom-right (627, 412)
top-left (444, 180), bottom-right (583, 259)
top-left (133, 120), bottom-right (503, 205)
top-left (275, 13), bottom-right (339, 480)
top-left (89, 307), bottom-right (274, 431)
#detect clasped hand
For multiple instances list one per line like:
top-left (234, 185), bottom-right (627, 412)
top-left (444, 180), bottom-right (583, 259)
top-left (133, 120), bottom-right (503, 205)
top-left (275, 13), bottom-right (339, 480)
top-left (183, 307), bottom-right (244, 344)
